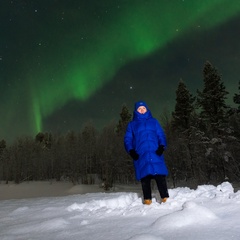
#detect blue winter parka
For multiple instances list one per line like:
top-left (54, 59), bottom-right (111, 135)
top-left (124, 108), bottom-right (168, 181)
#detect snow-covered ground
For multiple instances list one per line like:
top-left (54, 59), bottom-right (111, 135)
top-left (0, 181), bottom-right (240, 240)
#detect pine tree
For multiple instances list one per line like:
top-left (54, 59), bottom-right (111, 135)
top-left (233, 81), bottom-right (240, 110)
top-left (196, 61), bottom-right (234, 182)
top-left (171, 79), bottom-right (195, 131)
top-left (0, 139), bottom-right (6, 154)
top-left (81, 122), bottom-right (98, 184)
top-left (0, 140), bottom-right (7, 181)
top-left (115, 104), bottom-right (135, 184)
top-left (169, 80), bottom-right (209, 184)
top-left (197, 61), bottom-right (229, 136)
top-left (116, 105), bottom-right (132, 136)
top-left (229, 81), bottom-right (240, 139)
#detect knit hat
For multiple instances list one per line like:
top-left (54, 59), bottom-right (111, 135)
top-left (134, 101), bottom-right (148, 111)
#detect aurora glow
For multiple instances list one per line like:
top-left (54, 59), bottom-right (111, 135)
top-left (1, 0), bottom-right (240, 141)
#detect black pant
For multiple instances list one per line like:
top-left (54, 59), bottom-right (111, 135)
top-left (141, 174), bottom-right (169, 200)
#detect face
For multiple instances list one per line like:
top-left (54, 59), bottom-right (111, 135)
top-left (137, 106), bottom-right (147, 114)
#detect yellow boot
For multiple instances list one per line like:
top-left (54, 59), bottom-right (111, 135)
top-left (161, 197), bottom-right (168, 203)
top-left (143, 199), bottom-right (152, 205)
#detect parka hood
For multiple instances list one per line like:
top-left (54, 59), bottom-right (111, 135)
top-left (134, 101), bottom-right (148, 111)
top-left (133, 100), bottom-right (152, 120)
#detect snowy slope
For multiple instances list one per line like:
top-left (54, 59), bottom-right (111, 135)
top-left (0, 182), bottom-right (240, 240)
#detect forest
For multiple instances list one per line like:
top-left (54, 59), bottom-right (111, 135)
top-left (0, 61), bottom-right (240, 189)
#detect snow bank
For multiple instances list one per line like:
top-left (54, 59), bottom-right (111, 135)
top-left (128, 233), bottom-right (164, 240)
top-left (153, 201), bottom-right (218, 229)
top-left (67, 192), bottom-right (139, 211)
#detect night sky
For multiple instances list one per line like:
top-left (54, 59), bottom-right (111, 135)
top-left (1, 0), bottom-right (240, 142)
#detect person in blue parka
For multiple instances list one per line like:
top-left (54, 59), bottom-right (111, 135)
top-left (124, 100), bottom-right (169, 205)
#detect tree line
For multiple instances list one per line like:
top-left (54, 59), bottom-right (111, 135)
top-left (166, 61), bottom-right (240, 187)
top-left (0, 61), bottom-right (240, 188)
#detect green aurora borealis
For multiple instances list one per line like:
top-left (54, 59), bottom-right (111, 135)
top-left (1, 0), bottom-right (240, 142)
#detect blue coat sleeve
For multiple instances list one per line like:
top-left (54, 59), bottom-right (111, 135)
top-left (156, 120), bottom-right (167, 148)
top-left (124, 122), bottom-right (134, 153)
